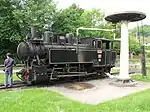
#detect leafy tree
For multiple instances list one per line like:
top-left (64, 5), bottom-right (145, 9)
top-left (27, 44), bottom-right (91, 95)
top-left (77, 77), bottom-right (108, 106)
top-left (0, 0), bottom-right (57, 63)
top-left (13, 0), bottom-right (57, 37)
top-left (52, 4), bottom-right (120, 40)
top-left (52, 3), bottom-right (84, 36)
top-left (128, 25), bottom-right (150, 55)
top-left (0, 0), bottom-right (21, 61)
top-left (131, 25), bottom-right (150, 37)
top-left (129, 34), bottom-right (141, 55)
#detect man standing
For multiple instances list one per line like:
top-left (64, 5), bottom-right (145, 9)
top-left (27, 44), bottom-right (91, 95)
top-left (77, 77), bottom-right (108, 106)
top-left (4, 53), bottom-right (15, 88)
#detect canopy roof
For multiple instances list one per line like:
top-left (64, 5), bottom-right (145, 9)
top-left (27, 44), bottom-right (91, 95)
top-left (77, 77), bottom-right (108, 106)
top-left (105, 11), bottom-right (146, 23)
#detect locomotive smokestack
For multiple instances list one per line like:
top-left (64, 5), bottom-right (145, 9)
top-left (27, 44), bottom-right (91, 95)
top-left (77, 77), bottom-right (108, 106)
top-left (31, 26), bottom-right (37, 39)
top-left (43, 24), bottom-right (53, 44)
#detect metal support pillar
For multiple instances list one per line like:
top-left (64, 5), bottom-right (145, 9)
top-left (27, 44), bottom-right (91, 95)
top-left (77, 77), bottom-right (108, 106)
top-left (118, 21), bottom-right (130, 80)
top-left (141, 45), bottom-right (147, 76)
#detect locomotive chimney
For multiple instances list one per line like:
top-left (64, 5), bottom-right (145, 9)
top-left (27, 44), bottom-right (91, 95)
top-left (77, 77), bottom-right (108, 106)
top-left (31, 26), bottom-right (37, 39)
top-left (43, 24), bottom-right (53, 44)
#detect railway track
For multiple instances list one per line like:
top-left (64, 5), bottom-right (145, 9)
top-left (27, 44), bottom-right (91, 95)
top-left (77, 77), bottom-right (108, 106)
top-left (0, 71), bottom-right (137, 90)
top-left (0, 80), bottom-right (30, 90)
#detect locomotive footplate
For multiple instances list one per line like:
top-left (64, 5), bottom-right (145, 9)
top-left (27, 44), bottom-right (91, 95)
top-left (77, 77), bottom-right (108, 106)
top-left (57, 72), bottom-right (97, 78)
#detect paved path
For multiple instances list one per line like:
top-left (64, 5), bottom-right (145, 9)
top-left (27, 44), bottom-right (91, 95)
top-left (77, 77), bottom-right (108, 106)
top-left (46, 78), bottom-right (150, 105)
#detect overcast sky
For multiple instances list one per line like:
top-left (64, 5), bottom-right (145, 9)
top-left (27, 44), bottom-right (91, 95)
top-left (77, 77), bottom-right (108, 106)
top-left (53, 0), bottom-right (150, 29)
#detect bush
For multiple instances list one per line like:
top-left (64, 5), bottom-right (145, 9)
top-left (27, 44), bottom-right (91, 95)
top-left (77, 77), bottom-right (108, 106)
top-left (146, 52), bottom-right (150, 58)
top-left (0, 53), bottom-right (21, 65)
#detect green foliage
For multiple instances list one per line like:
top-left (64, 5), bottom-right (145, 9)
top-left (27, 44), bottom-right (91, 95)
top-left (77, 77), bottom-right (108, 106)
top-left (132, 75), bottom-right (150, 82)
top-left (0, 0), bottom-right (22, 62)
top-left (129, 34), bottom-right (141, 55)
top-left (52, 3), bottom-right (84, 35)
top-left (52, 4), bottom-right (120, 39)
top-left (0, 0), bottom-right (57, 63)
top-left (128, 25), bottom-right (150, 55)
top-left (146, 52), bottom-right (150, 57)
top-left (131, 25), bottom-right (150, 38)
top-left (0, 0), bottom-right (21, 42)
top-left (112, 41), bottom-right (120, 54)
top-left (13, 0), bottom-right (57, 36)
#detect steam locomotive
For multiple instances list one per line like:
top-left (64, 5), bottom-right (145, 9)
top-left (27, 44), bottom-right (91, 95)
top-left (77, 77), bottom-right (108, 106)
top-left (16, 26), bottom-right (117, 84)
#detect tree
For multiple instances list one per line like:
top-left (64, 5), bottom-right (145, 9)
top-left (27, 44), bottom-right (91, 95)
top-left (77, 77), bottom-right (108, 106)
top-left (131, 25), bottom-right (150, 37)
top-left (0, 0), bottom-right (21, 58)
top-left (13, 0), bottom-right (57, 37)
top-left (128, 25), bottom-right (150, 55)
top-left (0, 0), bottom-right (57, 63)
top-left (129, 34), bottom-right (141, 55)
top-left (52, 4), bottom-right (120, 40)
top-left (78, 8), bottom-right (106, 37)
top-left (52, 3), bottom-right (84, 36)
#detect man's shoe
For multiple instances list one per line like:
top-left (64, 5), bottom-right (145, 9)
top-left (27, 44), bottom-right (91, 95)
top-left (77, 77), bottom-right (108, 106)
top-left (9, 85), bottom-right (13, 88)
top-left (4, 85), bottom-right (8, 88)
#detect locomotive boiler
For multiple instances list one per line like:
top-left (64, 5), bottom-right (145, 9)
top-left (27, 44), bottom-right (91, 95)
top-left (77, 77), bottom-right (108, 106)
top-left (16, 26), bottom-right (117, 84)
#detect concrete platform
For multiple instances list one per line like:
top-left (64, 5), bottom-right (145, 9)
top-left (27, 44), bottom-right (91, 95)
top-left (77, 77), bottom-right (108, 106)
top-left (46, 78), bottom-right (150, 105)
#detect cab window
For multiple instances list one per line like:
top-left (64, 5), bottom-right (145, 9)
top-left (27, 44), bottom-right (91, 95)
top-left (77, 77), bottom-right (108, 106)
top-left (102, 41), bottom-right (110, 50)
top-left (97, 41), bottom-right (102, 49)
top-left (92, 40), bottom-right (97, 48)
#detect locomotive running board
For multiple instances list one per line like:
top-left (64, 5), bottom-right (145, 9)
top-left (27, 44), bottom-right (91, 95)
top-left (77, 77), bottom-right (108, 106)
top-left (57, 72), bottom-right (97, 78)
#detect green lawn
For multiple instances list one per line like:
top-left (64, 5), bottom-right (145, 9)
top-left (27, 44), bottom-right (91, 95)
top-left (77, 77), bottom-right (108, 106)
top-left (0, 66), bottom-right (23, 71)
top-left (0, 73), bottom-right (19, 84)
top-left (131, 67), bottom-right (150, 82)
top-left (111, 69), bottom-right (120, 73)
top-left (131, 74), bottom-right (150, 82)
top-left (0, 88), bottom-right (150, 112)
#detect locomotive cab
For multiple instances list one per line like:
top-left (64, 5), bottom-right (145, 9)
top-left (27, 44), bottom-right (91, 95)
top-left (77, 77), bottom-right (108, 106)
top-left (80, 37), bottom-right (116, 67)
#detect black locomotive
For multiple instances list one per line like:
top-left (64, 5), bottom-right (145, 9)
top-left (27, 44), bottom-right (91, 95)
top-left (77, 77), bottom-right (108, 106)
top-left (16, 26), bottom-right (117, 84)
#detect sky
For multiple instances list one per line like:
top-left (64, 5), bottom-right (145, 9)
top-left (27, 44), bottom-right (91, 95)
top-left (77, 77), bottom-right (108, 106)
top-left (53, 0), bottom-right (150, 29)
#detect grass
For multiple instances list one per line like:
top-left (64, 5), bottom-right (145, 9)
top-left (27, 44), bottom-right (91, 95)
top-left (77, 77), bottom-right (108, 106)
top-left (0, 88), bottom-right (150, 112)
top-left (110, 69), bottom-right (150, 82)
top-left (111, 69), bottom-right (120, 73)
top-left (131, 66), bottom-right (150, 82)
top-left (131, 74), bottom-right (150, 82)
top-left (111, 65), bottom-right (150, 82)
top-left (0, 73), bottom-right (19, 84)
top-left (0, 67), bottom-right (23, 70)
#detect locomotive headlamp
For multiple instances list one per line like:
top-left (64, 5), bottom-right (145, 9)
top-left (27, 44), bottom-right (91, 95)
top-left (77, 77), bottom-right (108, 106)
top-left (97, 50), bottom-right (102, 54)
